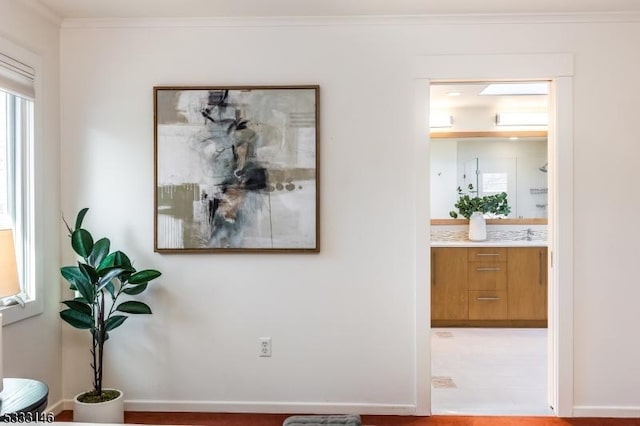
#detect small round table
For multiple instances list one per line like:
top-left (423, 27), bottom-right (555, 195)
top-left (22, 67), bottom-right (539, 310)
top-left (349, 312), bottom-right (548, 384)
top-left (0, 378), bottom-right (49, 419)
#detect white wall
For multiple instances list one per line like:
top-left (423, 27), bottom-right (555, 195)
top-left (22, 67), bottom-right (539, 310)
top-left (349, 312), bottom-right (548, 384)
top-left (59, 17), bottom-right (640, 415)
top-left (0, 0), bottom-right (62, 409)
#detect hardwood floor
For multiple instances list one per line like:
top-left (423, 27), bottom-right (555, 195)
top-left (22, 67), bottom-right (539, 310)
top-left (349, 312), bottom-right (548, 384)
top-left (55, 411), bottom-right (640, 425)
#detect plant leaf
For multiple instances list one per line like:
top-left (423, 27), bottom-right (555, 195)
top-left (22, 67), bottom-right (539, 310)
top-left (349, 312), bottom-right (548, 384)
top-left (122, 283), bottom-right (148, 295)
top-left (105, 281), bottom-right (116, 299)
top-left (61, 266), bottom-right (87, 291)
top-left (97, 252), bottom-right (117, 271)
top-left (113, 251), bottom-right (133, 270)
top-left (72, 228), bottom-right (94, 258)
top-left (73, 263), bottom-right (95, 302)
top-left (96, 267), bottom-right (126, 293)
top-left (99, 251), bottom-right (134, 279)
top-left (60, 309), bottom-right (93, 329)
top-left (105, 315), bottom-right (128, 331)
top-left (61, 300), bottom-right (92, 316)
top-left (116, 301), bottom-right (152, 314)
top-left (88, 238), bottom-right (110, 268)
top-left (79, 262), bottom-right (98, 284)
top-left (75, 208), bottom-right (89, 231)
top-left (127, 269), bottom-right (161, 285)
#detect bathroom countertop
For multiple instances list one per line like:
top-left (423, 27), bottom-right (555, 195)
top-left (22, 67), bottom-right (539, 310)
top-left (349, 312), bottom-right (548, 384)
top-left (430, 228), bottom-right (547, 247)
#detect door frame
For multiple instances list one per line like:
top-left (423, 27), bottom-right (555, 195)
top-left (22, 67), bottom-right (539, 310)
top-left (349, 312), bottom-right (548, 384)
top-left (413, 54), bottom-right (574, 416)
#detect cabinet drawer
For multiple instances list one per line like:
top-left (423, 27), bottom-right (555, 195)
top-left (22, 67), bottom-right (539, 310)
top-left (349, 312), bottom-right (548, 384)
top-left (469, 290), bottom-right (508, 320)
top-left (468, 247), bottom-right (508, 262)
top-left (468, 262), bottom-right (507, 290)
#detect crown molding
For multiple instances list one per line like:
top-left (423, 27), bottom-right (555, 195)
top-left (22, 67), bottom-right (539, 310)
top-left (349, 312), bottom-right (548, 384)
top-left (60, 11), bottom-right (640, 29)
top-left (22, 0), bottom-right (63, 27)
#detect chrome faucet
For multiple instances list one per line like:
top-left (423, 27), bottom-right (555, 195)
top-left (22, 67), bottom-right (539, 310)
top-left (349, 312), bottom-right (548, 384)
top-left (526, 228), bottom-right (533, 241)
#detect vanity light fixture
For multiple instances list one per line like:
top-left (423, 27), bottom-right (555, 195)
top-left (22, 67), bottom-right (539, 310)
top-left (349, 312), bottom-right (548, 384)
top-left (430, 113), bottom-right (453, 128)
top-left (496, 112), bottom-right (548, 126)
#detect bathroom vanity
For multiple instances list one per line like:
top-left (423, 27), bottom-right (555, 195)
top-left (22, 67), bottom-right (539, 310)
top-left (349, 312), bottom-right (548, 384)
top-left (431, 227), bottom-right (547, 327)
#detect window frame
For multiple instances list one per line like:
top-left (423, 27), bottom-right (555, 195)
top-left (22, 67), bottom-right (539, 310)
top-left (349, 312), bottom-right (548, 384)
top-left (0, 35), bottom-right (43, 325)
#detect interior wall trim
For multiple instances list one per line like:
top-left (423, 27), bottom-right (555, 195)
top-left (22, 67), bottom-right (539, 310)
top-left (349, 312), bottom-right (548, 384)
top-left (60, 11), bottom-right (640, 29)
top-left (60, 399), bottom-right (416, 416)
top-left (572, 406), bottom-right (640, 418)
top-left (414, 53), bottom-right (574, 417)
top-left (46, 400), bottom-right (65, 417)
top-left (50, 398), bottom-right (640, 419)
top-left (22, 0), bottom-right (63, 26)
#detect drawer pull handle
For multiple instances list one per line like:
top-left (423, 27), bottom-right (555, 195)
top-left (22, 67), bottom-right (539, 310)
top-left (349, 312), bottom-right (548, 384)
top-left (432, 251), bottom-right (436, 285)
top-left (476, 253), bottom-right (501, 256)
top-left (476, 267), bottom-right (501, 271)
top-left (477, 297), bottom-right (500, 301)
top-left (539, 250), bottom-right (543, 286)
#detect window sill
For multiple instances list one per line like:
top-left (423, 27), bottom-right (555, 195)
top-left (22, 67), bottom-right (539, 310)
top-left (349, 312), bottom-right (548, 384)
top-left (1, 298), bottom-right (43, 325)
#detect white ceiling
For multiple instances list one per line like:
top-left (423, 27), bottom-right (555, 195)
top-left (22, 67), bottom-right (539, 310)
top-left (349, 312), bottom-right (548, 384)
top-left (35, 0), bottom-right (640, 19)
top-left (430, 82), bottom-right (548, 112)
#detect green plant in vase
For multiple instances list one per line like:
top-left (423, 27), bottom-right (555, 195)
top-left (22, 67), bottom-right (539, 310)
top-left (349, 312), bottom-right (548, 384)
top-left (59, 208), bottom-right (162, 404)
top-left (449, 184), bottom-right (511, 219)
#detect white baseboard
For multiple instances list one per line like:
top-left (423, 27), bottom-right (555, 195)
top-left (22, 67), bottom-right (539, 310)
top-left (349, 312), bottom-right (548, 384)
top-left (125, 400), bottom-right (416, 415)
top-left (55, 399), bottom-right (640, 419)
top-left (58, 399), bottom-right (416, 416)
top-left (573, 406), bottom-right (640, 418)
top-left (45, 399), bottom-right (66, 416)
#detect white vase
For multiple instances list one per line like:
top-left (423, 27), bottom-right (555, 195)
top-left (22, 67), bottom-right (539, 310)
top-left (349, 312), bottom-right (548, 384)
top-left (73, 389), bottom-right (124, 424)
top-left (468, 212), bottom-right (487, 241)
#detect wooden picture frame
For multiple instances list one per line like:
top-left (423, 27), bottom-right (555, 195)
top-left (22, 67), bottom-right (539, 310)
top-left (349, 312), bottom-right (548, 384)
top-left (154, 85), bottom-right (319, 253)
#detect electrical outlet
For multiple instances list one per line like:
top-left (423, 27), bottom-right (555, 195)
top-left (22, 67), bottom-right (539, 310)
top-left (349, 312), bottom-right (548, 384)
top-left (259, 337), bottom-right (271, 357)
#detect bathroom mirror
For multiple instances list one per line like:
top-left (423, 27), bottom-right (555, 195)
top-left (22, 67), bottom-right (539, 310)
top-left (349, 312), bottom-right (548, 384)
top-left (430, 132), bottom-right (548, 220)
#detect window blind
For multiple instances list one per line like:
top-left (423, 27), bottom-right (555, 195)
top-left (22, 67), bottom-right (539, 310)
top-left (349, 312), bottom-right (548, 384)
top-left (0, 52), bottom-right (35, 100)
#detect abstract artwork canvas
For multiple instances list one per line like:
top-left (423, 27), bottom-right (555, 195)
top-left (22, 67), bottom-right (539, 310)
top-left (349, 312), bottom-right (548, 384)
top-left (154, 86), bottom-right (319, 252)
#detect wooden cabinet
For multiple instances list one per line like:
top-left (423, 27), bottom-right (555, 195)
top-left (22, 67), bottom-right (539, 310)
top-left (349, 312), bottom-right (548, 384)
top-left (507, 247), bottom-right (548, 320)
top-left (468, 290), bottom-right (508, 320)
top-left (467, 247), bottom-right (508, 320)
top-left (431, 246), bottom-right (547, 327)
top-left (431, 247), bottom-right (468, 321)
top-left (467, 248), bottom-right (508, 291)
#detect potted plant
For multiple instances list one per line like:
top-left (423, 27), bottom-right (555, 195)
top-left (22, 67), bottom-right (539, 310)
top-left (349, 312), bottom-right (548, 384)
top-left (59, 208), bottom-right (161, 423)
top-left (449, 184), bottom-right (511, 241)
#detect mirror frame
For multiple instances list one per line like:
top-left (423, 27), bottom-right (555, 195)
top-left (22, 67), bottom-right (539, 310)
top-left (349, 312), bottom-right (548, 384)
top-left (431, 218), bottom-right (548, 225)
top-left (430, 130), bottom-right (547, 139)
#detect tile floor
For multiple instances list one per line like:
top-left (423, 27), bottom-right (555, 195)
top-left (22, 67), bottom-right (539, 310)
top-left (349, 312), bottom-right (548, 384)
top-left (431, 327), bottom-right (554, 416)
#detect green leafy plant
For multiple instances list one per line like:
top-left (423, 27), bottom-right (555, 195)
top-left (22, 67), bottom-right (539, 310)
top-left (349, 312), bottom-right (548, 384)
top-left (59, 208), bottom-right (161, 403)
top-left (449, 184), bottom-right (511, 219)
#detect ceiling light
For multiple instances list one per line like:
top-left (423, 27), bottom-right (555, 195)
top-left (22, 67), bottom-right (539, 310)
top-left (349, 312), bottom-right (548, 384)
top-left (480, 83), bottom-right (548, 96)
top-left (496, 112), bottom-right (548, 126)
top-left (446, 91), bottom-right (461, 97)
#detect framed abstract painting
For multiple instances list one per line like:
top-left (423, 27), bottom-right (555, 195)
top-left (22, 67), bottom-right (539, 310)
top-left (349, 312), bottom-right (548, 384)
top-left (154, 85), bottom-right (319, 253)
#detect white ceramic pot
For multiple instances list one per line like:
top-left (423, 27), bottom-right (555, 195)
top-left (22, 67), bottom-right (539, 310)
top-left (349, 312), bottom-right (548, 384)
top-left (468, 211), bottom-right (487, 241)
top-left (73, 389), bottom-right (124, 424)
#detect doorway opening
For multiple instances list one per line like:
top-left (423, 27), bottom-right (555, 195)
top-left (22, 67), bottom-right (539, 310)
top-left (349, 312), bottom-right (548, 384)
top-left (429, 80), bottom-right (552, 415)
top-left (414, 54), bottom-right (574, 417)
